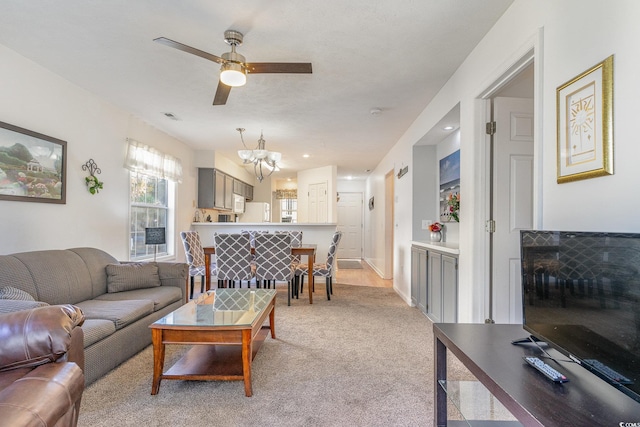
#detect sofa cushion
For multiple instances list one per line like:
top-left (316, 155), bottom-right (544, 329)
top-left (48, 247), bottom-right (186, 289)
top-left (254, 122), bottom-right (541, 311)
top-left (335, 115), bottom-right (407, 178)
top-left (95, 286), bottom-right (182, 311)
top-left (0, 286), bottom-right (35, 301)
top-left (75, 299), bottom-right (154, 330)
top-left (81, 319), bottom-right (116, 348)
top-left (0, 300), bottom-right (49, 314)
top-left (106, 263), bottom-right (161, 293)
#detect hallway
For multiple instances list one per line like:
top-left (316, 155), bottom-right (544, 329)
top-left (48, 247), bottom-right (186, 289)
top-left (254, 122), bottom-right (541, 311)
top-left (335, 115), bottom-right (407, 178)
top-left (335, 259), bottom-right (393, 288)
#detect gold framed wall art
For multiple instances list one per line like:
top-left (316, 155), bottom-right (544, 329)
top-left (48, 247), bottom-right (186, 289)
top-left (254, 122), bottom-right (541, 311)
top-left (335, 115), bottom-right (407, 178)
top-left (556, 55), bottom-right (613, 183)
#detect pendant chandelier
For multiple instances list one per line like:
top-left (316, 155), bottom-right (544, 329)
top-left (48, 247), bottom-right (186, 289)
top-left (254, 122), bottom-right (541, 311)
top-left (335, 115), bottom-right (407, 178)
top-left (236, 128), bottom-right (281, 182)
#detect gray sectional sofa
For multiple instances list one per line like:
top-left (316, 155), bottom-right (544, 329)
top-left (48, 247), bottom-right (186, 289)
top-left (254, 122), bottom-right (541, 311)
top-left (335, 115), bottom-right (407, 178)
top-left (0, 247), bottom-right (188, 385)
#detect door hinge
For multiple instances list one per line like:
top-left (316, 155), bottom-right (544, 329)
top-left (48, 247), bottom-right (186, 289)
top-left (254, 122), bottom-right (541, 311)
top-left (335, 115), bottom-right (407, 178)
top-left (486, 219), bottom-right (496, 233)
top-left (485, 121), bottom-right (496, 135)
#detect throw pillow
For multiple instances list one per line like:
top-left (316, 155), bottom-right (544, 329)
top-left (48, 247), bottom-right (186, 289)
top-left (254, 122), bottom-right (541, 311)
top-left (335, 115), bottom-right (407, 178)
top-left (0, 286), bottom-right (35, 301)
top-left (106, 262), bottom-right (161, 293)
top-left (0, 300), bottom-right (49, 314)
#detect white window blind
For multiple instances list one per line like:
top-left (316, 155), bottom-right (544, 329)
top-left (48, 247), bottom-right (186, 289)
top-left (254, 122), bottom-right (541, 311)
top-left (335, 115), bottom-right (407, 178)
top-left (124, 138), bottom-right (183, 183)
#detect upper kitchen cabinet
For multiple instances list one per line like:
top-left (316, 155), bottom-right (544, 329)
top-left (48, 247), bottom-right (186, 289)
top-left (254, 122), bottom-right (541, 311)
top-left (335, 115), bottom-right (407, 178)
top-left (198, 168), bottom-right (254, 210)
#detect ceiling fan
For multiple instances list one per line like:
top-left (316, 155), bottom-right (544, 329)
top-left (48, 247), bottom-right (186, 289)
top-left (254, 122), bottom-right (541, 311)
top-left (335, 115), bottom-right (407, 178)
top-left (154, 30), bottom-right (312, 105)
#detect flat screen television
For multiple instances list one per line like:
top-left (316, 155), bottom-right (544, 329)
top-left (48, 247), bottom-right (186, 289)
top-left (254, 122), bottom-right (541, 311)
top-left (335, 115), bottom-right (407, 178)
top-left (520, 230), bottom-right (640, 402)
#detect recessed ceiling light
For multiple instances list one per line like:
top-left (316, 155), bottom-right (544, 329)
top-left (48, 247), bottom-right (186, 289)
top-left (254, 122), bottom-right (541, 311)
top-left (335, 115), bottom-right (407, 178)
top-left (303, 154), bottom-right (310, 158)
top-left (443, 126), bottom-right (454, 131)
top-left (346, 176), bottom-right (353, 180)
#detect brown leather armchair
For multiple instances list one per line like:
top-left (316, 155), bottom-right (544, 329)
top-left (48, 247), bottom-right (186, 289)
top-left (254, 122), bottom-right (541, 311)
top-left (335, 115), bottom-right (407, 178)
top-left (0, 304), bottom-right (85, 427)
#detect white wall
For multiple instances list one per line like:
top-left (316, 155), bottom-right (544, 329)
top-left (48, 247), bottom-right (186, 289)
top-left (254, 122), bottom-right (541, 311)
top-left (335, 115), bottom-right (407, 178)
top-left (367, 0), bottom-right (640, 317)
top-left (0, 44), bottom-right (196, 261)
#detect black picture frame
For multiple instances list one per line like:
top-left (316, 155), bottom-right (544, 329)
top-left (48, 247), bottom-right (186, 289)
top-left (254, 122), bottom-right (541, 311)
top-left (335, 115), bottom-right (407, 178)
top-left (0, 121), bottom-right (67, 204)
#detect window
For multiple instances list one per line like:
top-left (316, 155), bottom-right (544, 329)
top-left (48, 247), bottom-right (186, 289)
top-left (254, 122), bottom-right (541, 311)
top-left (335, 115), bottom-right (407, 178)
top-left (130, 172), bottom-right (171, 260)
top-left (280, 198), bottom-right (297, 223)
top-left (124, 138), bottom-right (182, 261)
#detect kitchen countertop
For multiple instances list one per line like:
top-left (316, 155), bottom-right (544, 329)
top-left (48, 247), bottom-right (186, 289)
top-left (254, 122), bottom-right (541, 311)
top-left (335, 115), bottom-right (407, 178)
top-left (411, 240), bottom-right (460, 255)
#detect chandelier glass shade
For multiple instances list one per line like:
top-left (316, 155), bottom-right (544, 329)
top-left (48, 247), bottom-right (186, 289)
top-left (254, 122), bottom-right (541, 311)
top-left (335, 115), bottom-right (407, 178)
top-left (236, 128), bottom-right (281, 182)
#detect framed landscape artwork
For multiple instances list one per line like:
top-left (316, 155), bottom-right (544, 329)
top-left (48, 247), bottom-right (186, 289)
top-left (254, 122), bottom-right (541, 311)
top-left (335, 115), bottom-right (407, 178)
top-left (439, 149), bottom-right (460, 222)
top-left (0, 121), bottom-right (67, 204)
top-left (556, 55), bottom-right (613, 183)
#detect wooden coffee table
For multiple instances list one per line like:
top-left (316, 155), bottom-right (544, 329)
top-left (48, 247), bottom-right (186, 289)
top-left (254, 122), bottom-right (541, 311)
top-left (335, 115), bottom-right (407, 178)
top-left (149, 288), bottom-right (276, 397)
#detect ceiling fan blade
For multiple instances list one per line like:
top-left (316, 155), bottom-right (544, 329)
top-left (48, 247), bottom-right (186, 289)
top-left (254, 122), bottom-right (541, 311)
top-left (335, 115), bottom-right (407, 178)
top-left (213, 81), bottom-right (231, 105)
top-left (246, 62), bottom-right (312, 74)
top-left (153, 37), bottom-right (225, 64)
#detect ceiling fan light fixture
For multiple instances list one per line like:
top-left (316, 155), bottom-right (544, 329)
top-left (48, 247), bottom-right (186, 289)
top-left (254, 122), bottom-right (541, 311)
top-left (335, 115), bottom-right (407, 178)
top-left (220, 62), bottom-right (246, 87)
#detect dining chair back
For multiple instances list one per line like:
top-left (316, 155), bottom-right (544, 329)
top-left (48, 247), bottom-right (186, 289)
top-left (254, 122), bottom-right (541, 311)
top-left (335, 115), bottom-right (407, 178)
top-left (276, 230), bottom-right (303, 263)
top-left (295, 231), bottom-right (343, 300)
top-left (214, 233), bottom-right (254, 287)
top-left (180, 231), bottom-right (216, 299)
top-left (254, 233), bottom-right (295, 305)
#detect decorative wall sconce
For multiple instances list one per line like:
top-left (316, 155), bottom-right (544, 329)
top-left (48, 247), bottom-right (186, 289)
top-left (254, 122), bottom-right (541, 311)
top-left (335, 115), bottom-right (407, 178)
top-left (82, 159), bottom-right (103, 194)
top-left (397, 165), bottom-right (408, 179)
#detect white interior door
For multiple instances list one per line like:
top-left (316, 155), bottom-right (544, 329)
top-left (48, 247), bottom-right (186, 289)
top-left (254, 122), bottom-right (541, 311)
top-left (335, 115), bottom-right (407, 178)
top-left (492, 96), bottom-right (534, 324)
top-left (308, 183), bottom-right (318, 223)
top-left (337, 192), bottom-right (363, 259)
top-left (308, 182), bottom-right (328, 223)
top-left (317, 182), bottom-right (327, 223)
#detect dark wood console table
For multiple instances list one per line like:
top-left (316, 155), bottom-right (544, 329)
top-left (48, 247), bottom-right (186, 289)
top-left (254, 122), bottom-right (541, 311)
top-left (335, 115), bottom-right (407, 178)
top-left (434, 323), bottom-right (640, 426)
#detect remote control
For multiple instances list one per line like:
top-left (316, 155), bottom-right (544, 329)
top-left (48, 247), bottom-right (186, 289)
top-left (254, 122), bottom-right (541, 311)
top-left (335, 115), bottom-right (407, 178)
top-left (582, 359), bottom-right (633, 384)
top-left (524, 356), bottom-right (569, 383)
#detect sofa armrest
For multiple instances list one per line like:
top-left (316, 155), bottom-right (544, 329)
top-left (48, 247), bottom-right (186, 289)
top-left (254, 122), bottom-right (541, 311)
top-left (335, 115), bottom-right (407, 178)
top-left (0, 304), bottom-right (85, 372)
top-left (157, 262), bottom-right (188, 289)
top-left (0, 362), bottom-right (84, 427)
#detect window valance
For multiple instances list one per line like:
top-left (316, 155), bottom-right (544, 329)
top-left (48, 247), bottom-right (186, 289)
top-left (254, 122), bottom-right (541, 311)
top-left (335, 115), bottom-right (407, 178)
top-left (275, 189), bottom-right (297, 199)
top-left (124, 138), bottom-right (183, 183)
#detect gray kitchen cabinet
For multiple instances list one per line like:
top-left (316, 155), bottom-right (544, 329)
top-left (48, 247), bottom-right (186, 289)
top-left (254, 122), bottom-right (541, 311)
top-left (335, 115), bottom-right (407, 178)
top-left (428, 251), bottom-right (443, 322)
top-left (428, 250), bottom-right (458, 323)
top-left (224, 174), bottom-right (234, 209)
top-left (411, 245), bottom-right (428, 313)
top-left (198, 168), bottom-right (221, 209)
top-left (411, 243), bottom-right (458, 322)
top-left (441, 254), bottom-right (458, 322)
top-left (198, 168), bottom-right (253, 209)
top-left (232, 178), bottom-right (254, 201)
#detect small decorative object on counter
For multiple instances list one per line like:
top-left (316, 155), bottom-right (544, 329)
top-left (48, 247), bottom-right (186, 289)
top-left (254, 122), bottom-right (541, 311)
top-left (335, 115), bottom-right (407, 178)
top-left (82, 159), bottom-right (103, 195)
top-left (428, 222), bottom-right (443, 242)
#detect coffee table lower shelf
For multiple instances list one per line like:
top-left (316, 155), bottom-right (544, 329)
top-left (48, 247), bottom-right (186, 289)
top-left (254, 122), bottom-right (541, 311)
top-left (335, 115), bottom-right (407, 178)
top-left (163, 326), bottom-right (269, 380)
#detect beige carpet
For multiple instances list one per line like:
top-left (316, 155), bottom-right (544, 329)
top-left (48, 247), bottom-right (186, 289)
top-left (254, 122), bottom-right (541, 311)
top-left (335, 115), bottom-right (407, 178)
top-left (78, 283), bottom-right (474, 426)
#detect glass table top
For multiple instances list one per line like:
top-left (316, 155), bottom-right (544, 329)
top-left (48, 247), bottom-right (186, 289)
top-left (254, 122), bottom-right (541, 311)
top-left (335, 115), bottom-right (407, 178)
top-left (154, 289), bottom-right (276, 328)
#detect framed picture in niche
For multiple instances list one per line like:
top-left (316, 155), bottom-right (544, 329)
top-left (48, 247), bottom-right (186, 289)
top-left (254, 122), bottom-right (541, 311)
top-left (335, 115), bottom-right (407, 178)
top-left (0, 121), bottom-right (67, 204)
top-left (439, 150), bottom-right (460, 222)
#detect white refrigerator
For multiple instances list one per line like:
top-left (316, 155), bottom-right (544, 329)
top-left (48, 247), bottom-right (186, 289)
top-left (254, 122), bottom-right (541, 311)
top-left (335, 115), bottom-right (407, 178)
top-left (238, 202), bottom-right (270, 222)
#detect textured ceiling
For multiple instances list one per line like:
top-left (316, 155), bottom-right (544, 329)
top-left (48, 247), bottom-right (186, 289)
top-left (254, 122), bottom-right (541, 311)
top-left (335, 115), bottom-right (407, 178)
top-left (0, 0), bottom-right (513, 180)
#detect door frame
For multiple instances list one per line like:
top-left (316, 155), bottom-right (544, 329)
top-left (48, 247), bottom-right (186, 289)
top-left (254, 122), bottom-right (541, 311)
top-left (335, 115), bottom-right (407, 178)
top-left (384, 170), bottom-right (394, 279)
top-left (476, 32), bottom-right (544, 323)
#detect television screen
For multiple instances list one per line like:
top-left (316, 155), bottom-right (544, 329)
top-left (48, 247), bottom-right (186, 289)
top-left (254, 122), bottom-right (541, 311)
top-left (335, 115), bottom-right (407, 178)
top-left (521, 230), bottom-right (640, 402)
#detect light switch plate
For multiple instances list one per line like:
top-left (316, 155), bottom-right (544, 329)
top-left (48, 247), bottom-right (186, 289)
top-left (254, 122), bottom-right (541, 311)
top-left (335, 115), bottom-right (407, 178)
top-left (422, 220), bottom-right (432, 230)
